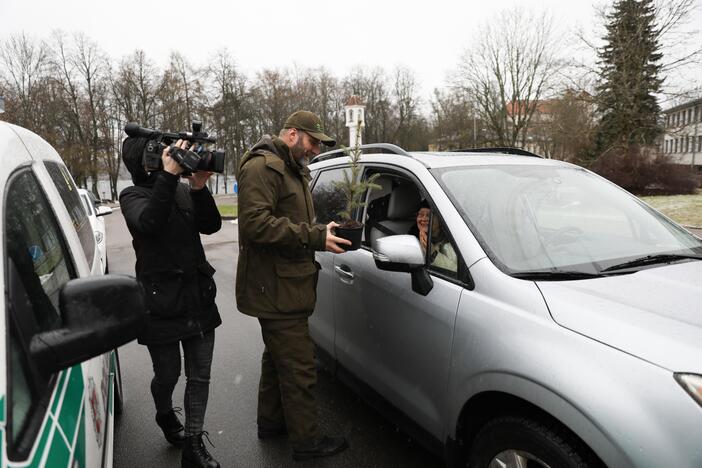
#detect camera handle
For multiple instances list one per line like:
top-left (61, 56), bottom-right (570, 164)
top-left (168, 144), bottom-right (201, 173)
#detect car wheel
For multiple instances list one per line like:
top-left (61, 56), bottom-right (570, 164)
top-left (113, 349), bottom-right (124, 415)
top-left (467, 416), bottom-right (595, 468)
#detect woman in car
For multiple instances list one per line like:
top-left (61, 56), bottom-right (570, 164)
top-left (409, 200), bottom-right (457, 271)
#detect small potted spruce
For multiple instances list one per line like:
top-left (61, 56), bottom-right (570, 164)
top-left (333, 122), bottom-right (380, 250)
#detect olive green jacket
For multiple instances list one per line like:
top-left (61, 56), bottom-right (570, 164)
top-left (235, 135), bottom-right (327, 319)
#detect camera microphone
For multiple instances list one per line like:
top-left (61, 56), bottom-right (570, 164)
top-left (124, 122), bottom-right (160, 139)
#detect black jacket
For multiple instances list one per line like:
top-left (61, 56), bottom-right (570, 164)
top-left (120, 171), bottom-right (222, 345)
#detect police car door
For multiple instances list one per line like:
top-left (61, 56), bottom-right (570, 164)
top-left (0, 160), bottom-right (108, 467)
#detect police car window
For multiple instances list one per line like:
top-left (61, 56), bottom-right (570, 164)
top-left (311, 167), bottom-right (352, 225)
top-left (5, 169), bottom-right (76, 459)
top-left (81, 193), bottom-right (95, 216)
top-left (44, 161), bottom-right (95, 268)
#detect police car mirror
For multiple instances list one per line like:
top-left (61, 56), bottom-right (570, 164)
top-left (30, 274), bottom-right (146, 375)
top-left (96, 205), bottom-right (113, 217)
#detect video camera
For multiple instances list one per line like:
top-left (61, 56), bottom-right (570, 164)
top-left (124, 121), bottom-right (226, 175)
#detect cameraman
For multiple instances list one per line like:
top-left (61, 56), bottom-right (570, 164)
top-left (120, 137), bottom-right (221, 468)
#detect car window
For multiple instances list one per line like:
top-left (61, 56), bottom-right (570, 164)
top-left (436, 164), bottom-right (702, 274)
top-left (427, 215), bottom-right (459, 277)
top-left (44, 161), bottom-right (95, 267)
top-left (4, 169), bottom-right (76, 459)
top-left (81, 193), bottom-right (95, 217)
top-left (311, 167), bottom-right (352, 224)
top-left (362, 172), bottom-right (420, 248)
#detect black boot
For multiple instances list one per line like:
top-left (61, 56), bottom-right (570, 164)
top-left (182, 432), bottom-right (220, 468)
top-left (155, 408), bottom-right (186, 447)
top-left (292, 435), bottom-right (348, 461)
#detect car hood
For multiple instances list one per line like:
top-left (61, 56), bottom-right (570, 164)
top-left (537, 261), bottom-right (702, 372)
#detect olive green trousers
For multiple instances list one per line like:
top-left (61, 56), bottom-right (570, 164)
top-left (257, 318), bottom-right (319, 447)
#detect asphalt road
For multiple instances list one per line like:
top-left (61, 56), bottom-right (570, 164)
top-left (107, 209), bottom-right (443, 468)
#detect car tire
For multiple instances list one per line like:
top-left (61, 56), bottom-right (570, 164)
top-left (113, 349), bottom-right (124, 416)
top-left (467, 416), bottom-right (596, 468)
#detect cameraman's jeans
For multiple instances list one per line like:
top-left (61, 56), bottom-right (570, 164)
top-left (147, 330), bottom-right (215, 436)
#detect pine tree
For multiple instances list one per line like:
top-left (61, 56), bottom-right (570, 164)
top-left (595, 0), bottom-right (663, 154)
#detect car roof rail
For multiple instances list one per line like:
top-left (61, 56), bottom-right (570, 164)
top-left (449, 147), bottom-right (543, 158)
top-left (311, 143), bottom-right (410, 163)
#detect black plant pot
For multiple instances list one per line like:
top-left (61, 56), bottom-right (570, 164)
top-left (335, 225), bottom-right (363, 251)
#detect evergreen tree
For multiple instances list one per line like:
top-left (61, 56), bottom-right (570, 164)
top-left (595, 0), bottom-right (663, 154)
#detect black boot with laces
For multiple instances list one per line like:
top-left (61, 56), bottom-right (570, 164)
top-left (181, 431), bottom-right (220, 468)
top-left (155, 407), bottom-right (186, 447)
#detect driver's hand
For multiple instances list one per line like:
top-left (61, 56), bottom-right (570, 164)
top-left (419, 229), bottom-right (428, 251)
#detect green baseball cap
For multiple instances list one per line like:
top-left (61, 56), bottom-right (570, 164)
top-left (284, 110), bottom-right (336, 147)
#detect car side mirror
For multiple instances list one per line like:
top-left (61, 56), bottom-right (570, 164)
top-left (30, 274), bottom-right (146, 375)
top-left (96, 205), bottom-right (113, 217)
top-left (373, 235), bottom-right (433, 295)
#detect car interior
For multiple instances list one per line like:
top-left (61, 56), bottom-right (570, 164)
top-left (363, 174), bottom-right (421, 248)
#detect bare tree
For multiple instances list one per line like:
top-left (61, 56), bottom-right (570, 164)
top-left (252, 68), bottom-right (295, 135)
top-left (207, 49), bottom-right (252, 181)
top-left (430, 86), bottom-right (481, 149)
top-left (342, 67), bottom-right (392, 145)
top-left (392, 66), bottom-right (424, 149)
top-left (159, 52), bottom-right (208, 132)
top-left (0, 33), bottom-right (50, 130)
top-left (455, 9), bottom-right (562, 147)
top-left (111, 50), bottom-right (161, 125)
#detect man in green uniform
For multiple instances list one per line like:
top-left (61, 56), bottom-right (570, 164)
top-left (236, 110), bottom-right (351, 461)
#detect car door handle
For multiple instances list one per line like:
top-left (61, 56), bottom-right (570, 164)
top-left (334, 265), bottom-right (354, 280)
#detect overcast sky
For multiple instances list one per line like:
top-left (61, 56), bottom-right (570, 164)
top-left (1, 0), bottom-right (700, 103)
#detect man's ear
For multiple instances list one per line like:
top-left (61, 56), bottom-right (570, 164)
top-left (288, 128), bottom-right (299, 144)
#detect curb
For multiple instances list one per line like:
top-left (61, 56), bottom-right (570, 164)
top-left (222, 216), bottom-right (238, 221)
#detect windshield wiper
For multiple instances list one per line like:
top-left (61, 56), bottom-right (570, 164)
top-left (601, 254), bottom-right (702, 273)
top-left (511, 270), bottom-right (603, 281)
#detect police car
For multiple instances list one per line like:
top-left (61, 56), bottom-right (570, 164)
top-left (0, 121), bottom-right (145, 467)
top-left (77, 189), bottom-right (112, 274)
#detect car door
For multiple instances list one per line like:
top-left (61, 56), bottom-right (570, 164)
top-left (309, 166), bottom-right (350, 362)
top-left (40, 162), bottom-right (113, 467)
top-left (3, 167), bottom-right (104, 467)
top-left (332, 167), bottom-right (463, 439)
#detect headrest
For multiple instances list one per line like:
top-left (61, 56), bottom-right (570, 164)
top-left (370, 177), bottom-right (393, 200)
top-left (387, 184), bottom-right (420, 220)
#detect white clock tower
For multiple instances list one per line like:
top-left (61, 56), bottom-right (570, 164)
top-left (344, 95), bottom-right (365, 147)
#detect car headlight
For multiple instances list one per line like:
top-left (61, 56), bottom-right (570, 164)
top-left (95, 230), bottom-right (104, 244)
top-left (675, 373), bottom-right (702, 407)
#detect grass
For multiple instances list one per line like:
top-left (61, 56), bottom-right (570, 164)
top-left (639, 191), bottom-right (702, 227)
top-left (217, 204), bottom-right (238, 218)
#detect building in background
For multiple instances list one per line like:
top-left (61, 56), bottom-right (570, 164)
top-left (661, 97), bottom-right (702, 172)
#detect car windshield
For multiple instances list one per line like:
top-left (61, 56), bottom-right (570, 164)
top-left (434, 164), bottom-right (702, 275)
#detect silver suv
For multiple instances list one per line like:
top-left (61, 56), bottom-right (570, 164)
top-left (308, 145), bottom-right (702, 468)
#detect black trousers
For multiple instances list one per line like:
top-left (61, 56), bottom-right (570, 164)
top-left (147, 330), bottom-right (215, 435)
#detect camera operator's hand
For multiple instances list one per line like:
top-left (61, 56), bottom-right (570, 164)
top-left (186, 171), bottom-right (213, 191)
top-left (325, 221), bottom-right (352, 253)
top-left (162, 139), bottom-right (188, 176)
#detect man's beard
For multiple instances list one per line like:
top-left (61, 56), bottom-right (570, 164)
top-left (291, 137), bottom-right (309, 163)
